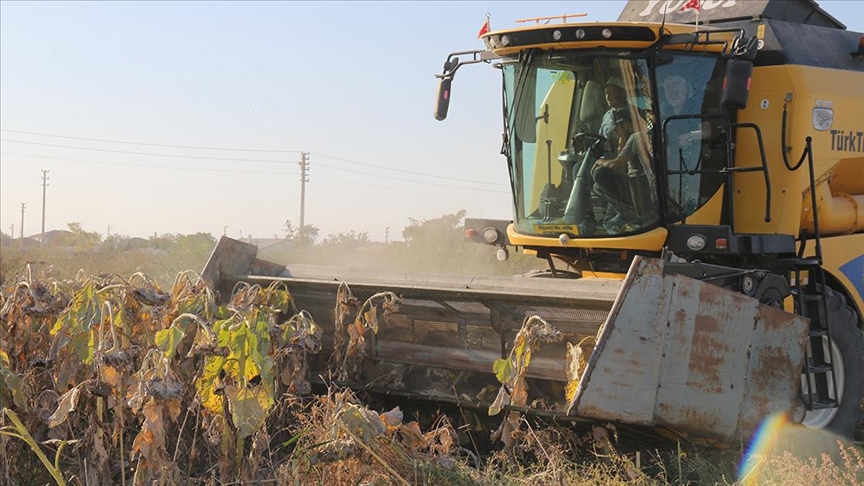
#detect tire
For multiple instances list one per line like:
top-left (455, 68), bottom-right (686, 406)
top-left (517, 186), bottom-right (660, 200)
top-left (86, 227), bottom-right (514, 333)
top-left (800, 287), bottom-right (864, 440)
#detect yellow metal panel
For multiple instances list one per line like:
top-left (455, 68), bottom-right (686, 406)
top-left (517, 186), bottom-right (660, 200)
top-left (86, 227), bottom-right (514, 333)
top-left (733, 66), bottom-right (799, 235)
top-left (682, 186), bottom-right (724, 225)
top-left (828, 156), bottom-right (864, 195)
top-left (527, 75), bottom-right (576, 214)
top-left (507, 223), bottom-right (668, 251)
top-left (733, 65), bottom-right (864, 236)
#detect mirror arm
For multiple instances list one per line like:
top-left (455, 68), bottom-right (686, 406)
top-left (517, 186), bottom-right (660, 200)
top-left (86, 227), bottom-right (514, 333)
top-left (435, 50), bottom-right (500, 80)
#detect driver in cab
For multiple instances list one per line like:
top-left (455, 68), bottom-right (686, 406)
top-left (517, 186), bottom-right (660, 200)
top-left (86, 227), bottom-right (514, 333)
top-left (546, 76), bottom-right (629, 224)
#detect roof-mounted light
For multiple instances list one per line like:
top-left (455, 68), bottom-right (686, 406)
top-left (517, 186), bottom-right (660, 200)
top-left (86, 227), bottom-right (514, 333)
top-left (483, 26), bottom-right (655, 51)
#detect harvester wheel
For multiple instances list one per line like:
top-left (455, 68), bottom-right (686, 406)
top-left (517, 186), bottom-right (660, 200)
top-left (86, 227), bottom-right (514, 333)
top-left (801, 287), bottom-right (864, 440)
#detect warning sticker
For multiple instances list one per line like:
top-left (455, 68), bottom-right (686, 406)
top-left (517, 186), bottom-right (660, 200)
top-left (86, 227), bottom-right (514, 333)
top-left (533, 224), bottom-right (578, 235)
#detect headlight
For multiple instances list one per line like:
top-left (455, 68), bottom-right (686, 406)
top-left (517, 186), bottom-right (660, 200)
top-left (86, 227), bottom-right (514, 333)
top-left (686, 234), bottom-right (707, 251)
top-left (482, 227), bottom-right (499, 243)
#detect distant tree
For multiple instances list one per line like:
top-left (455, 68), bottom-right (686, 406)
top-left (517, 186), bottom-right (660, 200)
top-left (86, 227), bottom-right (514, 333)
top-left (402, 210), bottom-right (466, 247)
top-left (67, 222), bottom-right (102, 249)
top-left (322, 231), bottom-right (370, 246)
top-left (149, 233), bottom-right (179, 250)
top-left (282, 220), bottom-right (319, 246)
top-left (176, 232), bottom-right (217, 254)
top-left (390, 210), bottom-right (542, 276)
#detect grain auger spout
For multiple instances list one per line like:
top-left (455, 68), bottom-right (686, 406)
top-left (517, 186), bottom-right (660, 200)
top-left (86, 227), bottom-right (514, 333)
top-left (202, 236), bottom-right (811, 442)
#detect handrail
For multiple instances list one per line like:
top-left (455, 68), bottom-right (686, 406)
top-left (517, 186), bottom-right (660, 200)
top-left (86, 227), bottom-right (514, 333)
top-left (660, 113), bottom-right (773, 229)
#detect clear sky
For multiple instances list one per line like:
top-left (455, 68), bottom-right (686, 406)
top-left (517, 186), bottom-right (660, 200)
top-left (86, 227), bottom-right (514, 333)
top-left (1, 1), bottom-right (862, 242)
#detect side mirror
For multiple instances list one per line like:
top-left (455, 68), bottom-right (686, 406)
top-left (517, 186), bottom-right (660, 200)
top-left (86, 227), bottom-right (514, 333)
top-left (443, 56), bottom-right (459, 72)
top-left (434, 78), bottom-right (452, 121)
top-left (720, 59), bottom-right (753, 110)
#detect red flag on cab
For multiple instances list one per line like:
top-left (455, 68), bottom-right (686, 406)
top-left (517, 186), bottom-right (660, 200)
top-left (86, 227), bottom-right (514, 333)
top-left (681, 0), bottom-right (701, 11)
top-left (477, 18), bottom-right (490, 39)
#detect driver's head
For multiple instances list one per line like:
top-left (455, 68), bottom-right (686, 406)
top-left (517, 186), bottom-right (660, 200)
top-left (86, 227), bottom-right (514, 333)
top-left (604, 77), bottom-right (627, 109)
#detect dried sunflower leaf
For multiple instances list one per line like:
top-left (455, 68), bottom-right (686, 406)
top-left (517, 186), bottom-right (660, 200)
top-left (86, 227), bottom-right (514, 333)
top-left (48, 385), bottom-right (81, 428)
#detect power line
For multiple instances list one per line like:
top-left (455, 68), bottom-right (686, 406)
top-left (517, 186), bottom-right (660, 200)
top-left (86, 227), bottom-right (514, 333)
top-left (312, 173), bottom-right (506, 202)
top-left (313, 152), bottom-right (501, 186)
top-left (1, 151), bottom-right (506, 201)
top-left (0, 151), bottom-right (296, 175)
top-left (0, 128), bottom-right (301, 153)
top-left (0, 139), bottom-right (293, 163)
top-left (315, 162), bottom-right (508, 194)
top-left (0, 131), bottom-right (500, 187)
top-left (1, 150), bottom-right (508, 192)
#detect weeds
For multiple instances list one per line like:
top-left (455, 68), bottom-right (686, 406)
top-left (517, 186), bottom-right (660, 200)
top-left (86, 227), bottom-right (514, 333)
top-left (1, 264), bottom-right (861, 485)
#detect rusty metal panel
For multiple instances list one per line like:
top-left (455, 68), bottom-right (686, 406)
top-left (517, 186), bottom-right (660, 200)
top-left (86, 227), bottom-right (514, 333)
top-left (654, 275), bottom-right (757, 437)
top-left (570, 258), bottom-right (673, 424)
top-left (200, 236), bottom-right (260, 285)
top-left (738, 304), bottom-right (809, 434)
top-left (572, 257), bottom-right (810, 440)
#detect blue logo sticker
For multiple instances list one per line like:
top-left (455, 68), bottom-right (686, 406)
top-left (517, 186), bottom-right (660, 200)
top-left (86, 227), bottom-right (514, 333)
top-left (839, 255), bottom-right (864, 303)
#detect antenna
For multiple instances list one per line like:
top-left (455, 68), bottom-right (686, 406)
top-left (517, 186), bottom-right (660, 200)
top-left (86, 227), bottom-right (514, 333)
top-left (659, 5), bottom-right (668, 38)
top-left (515, 13), bottom-right (586, 25)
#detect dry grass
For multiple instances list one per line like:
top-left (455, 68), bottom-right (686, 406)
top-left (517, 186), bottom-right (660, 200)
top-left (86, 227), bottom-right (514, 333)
top-left (1, 252), bottom-right (861, 485)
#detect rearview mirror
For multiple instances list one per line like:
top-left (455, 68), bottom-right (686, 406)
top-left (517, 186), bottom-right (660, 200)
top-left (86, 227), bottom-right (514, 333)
top-left (720, 58), bottom-right (753, 110)
top-left (443, 56), bottom-right (459, 72)
top-left (434, 78), bottom-right (452, 121)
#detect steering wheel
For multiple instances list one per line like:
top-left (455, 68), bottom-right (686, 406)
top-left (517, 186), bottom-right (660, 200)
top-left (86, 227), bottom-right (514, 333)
top-left (570, 132), bottom-right (606, 156)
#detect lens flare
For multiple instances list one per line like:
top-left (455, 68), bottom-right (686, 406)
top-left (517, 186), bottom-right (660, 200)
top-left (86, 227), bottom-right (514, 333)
top-left (738, 412), bottom-right (852, 485)
top-left (738, 413), bottom-right (788, 483)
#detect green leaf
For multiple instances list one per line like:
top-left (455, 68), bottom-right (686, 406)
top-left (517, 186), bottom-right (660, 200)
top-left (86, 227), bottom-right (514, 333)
top-left (71, 330), bottom-right (95, 364)
top-left (1, 368), bottom-right (27, 409)
top-left (196, 356), bottom-right (227, 414)
top-left (492, 358), bottom-right (513, 385)
top-left (155, 325), bottom-right (185, 358)
top-left (177, 295), bottom-right (203, 316)
top-left (227, 386), bottom-right (272, 438)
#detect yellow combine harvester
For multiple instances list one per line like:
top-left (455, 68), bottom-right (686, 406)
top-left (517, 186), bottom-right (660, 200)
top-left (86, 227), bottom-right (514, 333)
top-left (205, 0), bottom-right (862, 443)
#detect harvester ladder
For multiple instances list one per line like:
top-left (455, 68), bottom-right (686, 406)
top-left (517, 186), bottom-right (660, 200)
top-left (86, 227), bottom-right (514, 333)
top-left (785, 260), bottom-right (840, 411)
top-left (774, 134), bottom-right (840, 411)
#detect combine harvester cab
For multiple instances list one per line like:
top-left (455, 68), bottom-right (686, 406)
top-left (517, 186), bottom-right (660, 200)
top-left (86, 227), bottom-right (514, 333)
top-left (202, 236), bottom-right (810, 442)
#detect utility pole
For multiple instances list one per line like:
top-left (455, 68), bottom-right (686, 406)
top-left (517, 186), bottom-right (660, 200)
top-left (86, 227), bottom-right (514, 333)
top-left (385, 226), bottom-right (390, 245)
top-left (106, 224), bottom-right (112, 240)
top-left (20, 203), bottom-right (26, 239)
top-left (299, 151), bottom-right (310, 228)
top-left (20, 203), bottom-right (26, 249)
top-left (40, 170), bottom-right (49, 247)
